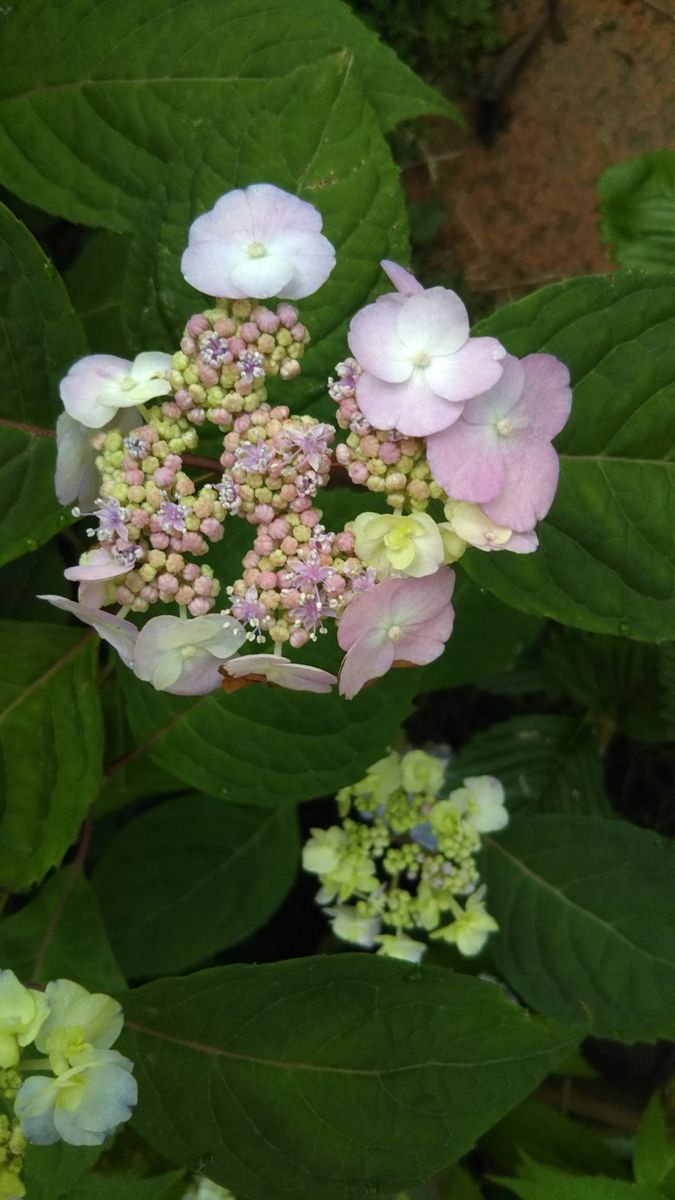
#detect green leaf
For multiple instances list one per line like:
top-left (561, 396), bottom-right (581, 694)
top-left (471, 273), bottom-right (675, 641)
top-left (121, 957), bottom-right (575, 1200)
top-left (448, 715), bottom-right (610, 817)
top-left (0, 865), bottom-right (125, 991)
top-left (70, 1171), bottom-right (186, 1200)
top-left (634, 1094), bottom-right (675, 1192)
top-left (484, 815), bottom-right (675, 1041)
top-left (0, 0), bottom-right (454, 225)
top-left (0, 540), bottom-right (68, 623)
top-left (66, 231), bottom-right (131, 357)
top-left (23, 1143), bottom-right (105, 1200)
top-left (110, 661), bottom-right (417, 806)
top-left (598, 150), bottom-right (675, 269)
top-left (93, 795), bottom-right (299, 977)
top-left (497, 1162), bottom-right (663, 1200)
top-left (483, 1098), bottom-right (628, 1179)
top-left (0, 621), bottom-right (102, 890)
top-left (544, 628), bottom-right (675, 743)
top-left (0, 202), bottom-right (87, 565)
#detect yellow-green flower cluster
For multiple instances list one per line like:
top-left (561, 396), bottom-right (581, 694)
top-left (0, 969), bottom-right (137, 1194)
top-left (303, 749), bottom-right (507, 964)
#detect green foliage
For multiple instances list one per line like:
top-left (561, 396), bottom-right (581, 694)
top-left (0, 865), bottom-right (124, 991)
top-left (598, 150), bottom-right (675, 270)
top-left (471, 273), bottom-right (675, 642)
top-left (634, 1093), bottom-right (675, 1195)
top-left (447, 714), bottom-right (610, 817)
top-left (122, 956), bottom-right (575, 1200)
top-left (0, 202), bottom-right (87, 565)
top-left (93, 795), bottom-right (299, 976)
top-left (0, 621), bottom-right (102, 889)
top-left (23, 1143), bottom-right (106, 1200)
top-left (484, 815), bottom-right (675, 1041)
top-left (483, 1098), bottom-right (628, 1179)
top-left (544, 628), bottom-right (675, 744)
top-left (497, 1163), bottom-right (664, 1200)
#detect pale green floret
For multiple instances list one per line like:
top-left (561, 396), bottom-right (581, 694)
top-left (0, 971), bottom-right (49, 1070)
top-left (400, 749), bottom-right (446, 796)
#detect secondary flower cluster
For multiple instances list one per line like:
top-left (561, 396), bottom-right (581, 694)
top-left (46, 182), bottom-right (572, 699)
top-left (0, 969), bottom-right (136, 1198)
top-left (302, 748), bottom-right (507, 964)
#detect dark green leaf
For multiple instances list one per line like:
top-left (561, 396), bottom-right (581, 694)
top-left (23, 1143), bottom-right (105, 1200)
top-left (0, 203), bottom-right (87, 564)
top-left (0, 540), bottom-right (68, 622)
top-left (71, 1171), bottom-right (186, 1200)
top-left (634, 1093), bottom-right (675, 1193)
top-left (93, 795), bottom-right (299, 977)
top-left (485, 815), bottom-right (675, 1041)
top-left (544, 628), bottom-right (675, 743)
top-left (66, 232), bottom-right (131, 357)
top-left (448, 715), bottom-right (610, 817)
top-left (598, 150), bottom-right (675, 269)
top-left (0, 865), bottom-right (124, 991)
top-left (122, 956), bottom-right (575, 1200)
top-left (471, 273), bottom-right (675, 641)
top-left (0, 621), bottom-right (102, 889)
top-left (497, 1162), bottom-right (662, 1200)
top-left (110, 661), bottom-right (417, 806)
top-left (483, 1098), bottom-right (628, 1179)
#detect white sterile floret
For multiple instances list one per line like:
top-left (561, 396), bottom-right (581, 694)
top-left (449, 775), bottom-right (509, 833)
top-left (132, 613), bottom-right (246, 695)
top-left (55, 407), bottom-right (141, 507)
top-left (351, 511), bottom-right (444, 580)
top-left (0, 970), bottom-right (49, 1069)
top-left (324, 905), bottom-right (382, 948)
top-left (181, 183), bottom-right (336, 300)
top-left (35, 979), bottom-right (124, 1074)
top-left (376, 932), bottom-right (427, 964)
top-left (15, 1048), bottom-right (136, 1147)
top-left (60, 351), bottom-right (172, 429)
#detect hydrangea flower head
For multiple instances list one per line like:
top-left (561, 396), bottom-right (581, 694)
top-left (181, 183), bottom-right (336, 300)
top-left (60, 352), bottom-right (171, 429)
top-left (427, 353), bottom-right (572, 531)
top-left (0, 972), bottom-right (49, 1070)
top-left (337, 568), bottom-right (455, 699)
top-left (348, 267), bottom-right (506, 436)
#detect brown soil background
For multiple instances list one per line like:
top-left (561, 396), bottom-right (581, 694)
top-left (412, 0), bottom-right (675, 301)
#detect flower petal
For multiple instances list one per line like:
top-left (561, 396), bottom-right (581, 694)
top-left (355, 370), bottom-right (464, 437)
top-left (396, 287), bottom-right (470, 356)
top-left (338, 629), bottom-right (394, 699)
top-left (38, 595), bottom-right (138, 667)
top-left (228, 252), bottom-right (295, 299)
top-left (424, 336), bottom-right (506, 405)
top-left (481, 439), bottom-right (561, 530)
top-left (380, 259), bottom-right (424, 295)
top-left (427, 420), bottom-right (507, 503)
top-left (511, 353), bottom-right (573, 440)
top-left (348, 301), bottom-right (412, 383)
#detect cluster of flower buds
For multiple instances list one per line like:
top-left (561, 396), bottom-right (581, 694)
top-left (47, 181), bottom-right (571, 700)
top-left (0, 970), bottom-right (136, 1196)
top-left (302, 749), bottom-right (507, 964)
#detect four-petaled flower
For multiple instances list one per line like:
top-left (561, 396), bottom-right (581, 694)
top-left (60, 352), bottom-right (171, 429)
top-left (337, 568), bottom-right (455, 699)
top-left (133, 614), bottom-right (246, 694)
top-left (348, 264), bottom-right (505, 437)
top-left (181, 183), bottom-right (336, 300)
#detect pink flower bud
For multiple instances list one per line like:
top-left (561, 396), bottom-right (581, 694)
top-left (254, 535), bottom-right (275, 554)
top-left (180, 336), bottom-right (196, 355)
top-left (182, 532), bottom-right (205, 554)
top-left (141, 585), bottom-right (159, 603)
top-left (175, 477), bottom-right (195, 497)
top-left (348, 461), bottom-right (369, 485)
top-left (153, 467), bottom-right (175, 488)
top-left (162, 402), bottom-right (182, 420)
top-left (258, 570), bottom-right (278, 590)
top-left (215, 316), bottom-right (237, 337)
top-left (301, 507), bottom-right (320, 528)
top-left (150, 532), bottom-right (170, 549)
top-left (193, 575), bottom-right (213, 596)
top-left (290, 323), bottom-right (306, 341)
top-left (289, 628), bottom-right (309, 649)
top-left (269, 517), bottom-right (290, 539)
top-left (211, 407), bottom-right (232, 426)
top-left (200, 517), bottom-right (223, 540)
top-left (187, 314), bottom-right (210, 337)
top-left (175, 585), bottom-right (195, 605)
top-left (199, 364), bottom-right (219, 387)
top-left (240, 322), bottom-right (260, 343)
top-left (336, 530), bottom-right (355, 553)
top-left (243, 568), bottom-right (260, 587)
top-left (188, 596), bottom-right (211, 615)
top-left (254, 504), bottom-right (275, 524)
top-left (280, 358), bottom-right (300, 380)
top-left (252, 306), bottom-right (280, 333)
top-left (228, 336), bottom-right (246, 356)
top-left (380, 441), bottom-right (401, 465)
top-left (324, 575), bottom-right (345, 597)
top-left (280, 536), bottom-right (298, 555)
top-left (233, 415), bottom-right (251, 434)
top-left (335, 443), bottom-right (351, 466)
top-left (278, 302), bottom-right (298, 328)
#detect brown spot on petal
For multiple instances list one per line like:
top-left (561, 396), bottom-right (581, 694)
top-left (392, 659), bottom-right (417, 670)
top-left (219, 666), bottom-right (279, 693)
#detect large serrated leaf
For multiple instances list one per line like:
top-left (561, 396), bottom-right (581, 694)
top-left (470, 273), bottom-right (675, 642)
top-left (121, 956), bottom-right (574, 1200)
top-left (484, 815), bottom-right (675, 1041)
top-left (93, 795), bottom-right (299, 976)
top-left (0, 203), bottom-right (87, 564)
top-left (598, 149), bottom-right (675, 270)
top-left (0, 621), bottom-right (102, 889)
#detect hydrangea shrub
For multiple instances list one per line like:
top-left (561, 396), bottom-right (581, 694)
top-left (0, 2), bottom-right (674, 1198)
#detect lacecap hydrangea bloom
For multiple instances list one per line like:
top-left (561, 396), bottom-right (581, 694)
top-left (46, 183), bottom-right (571, 700)
top-left (302, 748), bottom-right (507, 963)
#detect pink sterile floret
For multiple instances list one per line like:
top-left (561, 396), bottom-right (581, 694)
top-left (426, 353), bottom-right (572, 532)
top-left (347, 266), bottom-right (505, 438)
top-left (337, 567), bottom-right (455, 699)
top-left (180, 183), bottom-right (336, 301)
